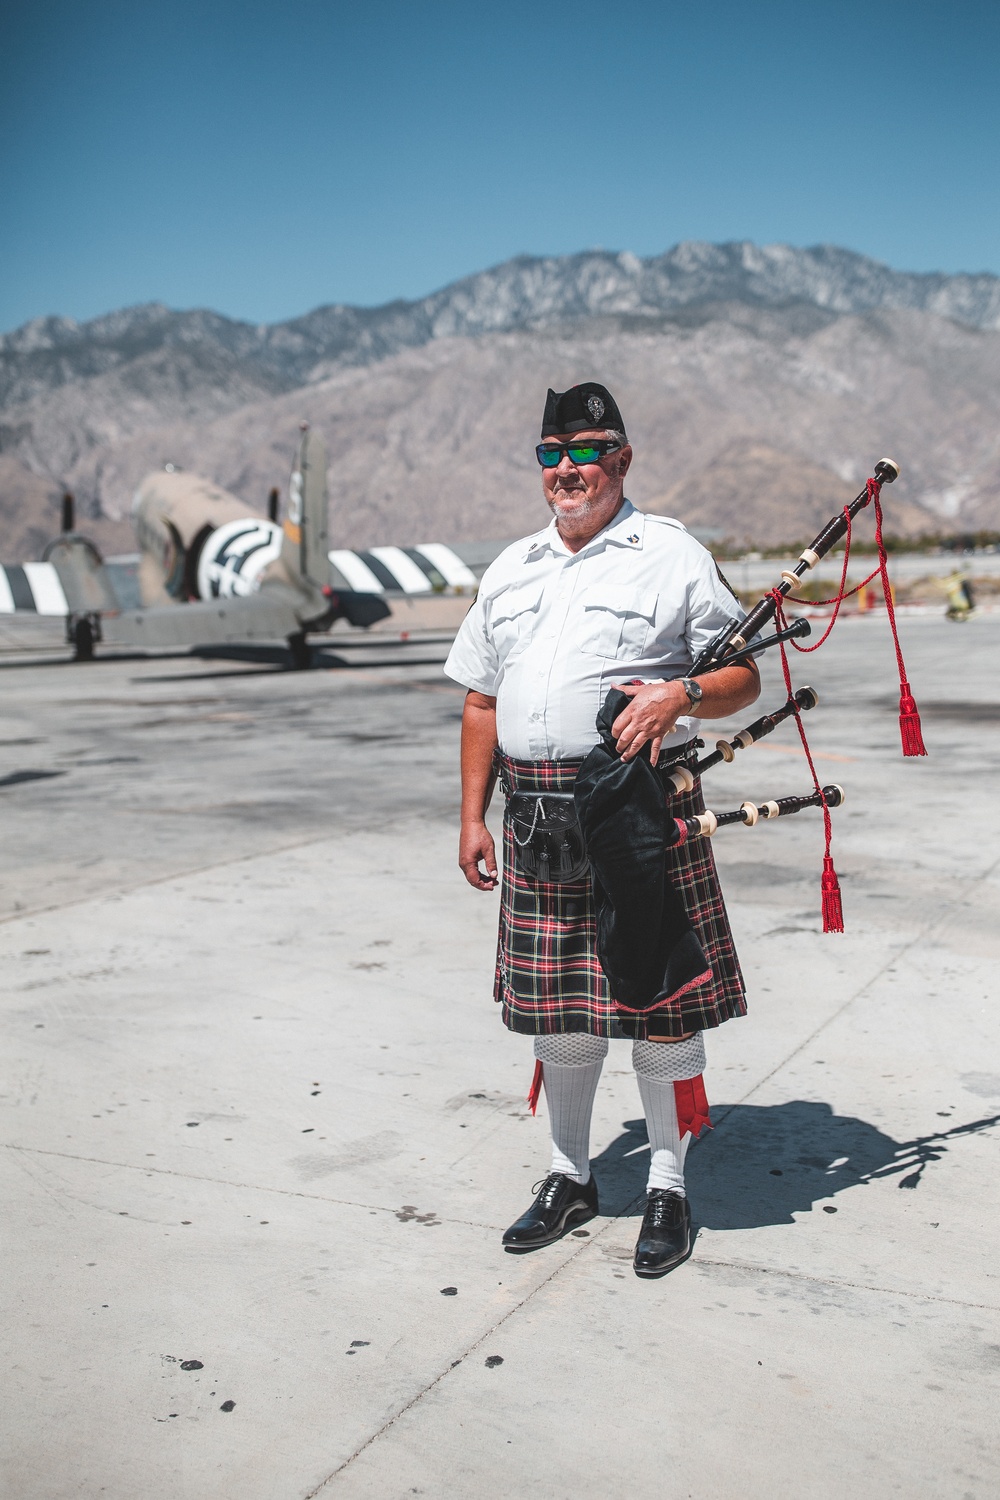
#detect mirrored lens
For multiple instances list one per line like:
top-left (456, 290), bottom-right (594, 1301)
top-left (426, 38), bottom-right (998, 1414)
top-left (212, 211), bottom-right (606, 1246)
top-left (536, 441), bottom-right (616, 467)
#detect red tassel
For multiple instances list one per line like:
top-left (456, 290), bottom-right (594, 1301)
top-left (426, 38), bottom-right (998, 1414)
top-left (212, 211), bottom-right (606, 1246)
top-left (821, 855), bottom-right (844, 933)
top-left (527, 1059), bottom-right (543, 1116)
top-left (898, 681), bottom-right (927, 758)
top-left (674, 1076), bottom-right (713, 1139)
top-left (872, 484), bottom-right (928, 761)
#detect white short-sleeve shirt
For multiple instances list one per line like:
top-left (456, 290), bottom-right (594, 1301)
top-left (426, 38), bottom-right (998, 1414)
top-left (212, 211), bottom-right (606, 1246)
top-left (443, 499), bottom-right (744, 760)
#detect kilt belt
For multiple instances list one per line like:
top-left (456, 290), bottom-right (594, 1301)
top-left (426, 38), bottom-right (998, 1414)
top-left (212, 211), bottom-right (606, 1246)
top-left (493, 751), bottom-right (747, 1040)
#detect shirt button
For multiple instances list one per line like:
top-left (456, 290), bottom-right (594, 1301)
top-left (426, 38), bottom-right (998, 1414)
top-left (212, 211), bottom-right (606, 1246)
top-left (530, 712), bottom-right (541, 721)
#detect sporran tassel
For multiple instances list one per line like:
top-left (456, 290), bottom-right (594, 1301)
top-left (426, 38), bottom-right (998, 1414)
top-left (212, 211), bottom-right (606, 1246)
top-left (821, 855), bottom-right (845, 934)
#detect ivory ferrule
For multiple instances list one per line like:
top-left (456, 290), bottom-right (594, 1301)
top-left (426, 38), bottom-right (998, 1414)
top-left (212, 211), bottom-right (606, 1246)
top-left (667, 764), bottom-right (695, 794)
top-left (799, 548), bottom-right (820, 569)
top-left (740, 801), bottom-right (759, 826)
top-left (715, 739), bottom-right (736, 763)
top-left (761, 800), bottom-right (780, 819)
top-left (780, 570), bottom-right (799, 588)
top-left (695, 810), bottom-right (718, 837)
top-left (733, 729), bottom-right (754, 749)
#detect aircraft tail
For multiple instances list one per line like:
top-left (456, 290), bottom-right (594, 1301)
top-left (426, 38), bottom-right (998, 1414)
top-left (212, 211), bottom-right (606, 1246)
top-left (281, 426), bottom-right (329, 591)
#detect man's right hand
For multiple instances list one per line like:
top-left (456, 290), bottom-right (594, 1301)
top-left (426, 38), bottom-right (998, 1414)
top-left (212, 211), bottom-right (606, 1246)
top-left (459, 819), bottom-right (498, 891)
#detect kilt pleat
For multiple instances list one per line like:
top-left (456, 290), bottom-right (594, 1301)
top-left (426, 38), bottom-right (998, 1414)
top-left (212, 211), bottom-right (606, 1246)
top-left (494, 752), bottom-right (747, 1040)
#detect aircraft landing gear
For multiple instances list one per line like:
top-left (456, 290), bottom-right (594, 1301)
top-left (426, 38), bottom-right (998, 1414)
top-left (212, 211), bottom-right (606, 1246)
top-left (67, 612), bottom-right (102, 662)
top-left (286, 631), bottom-right (312, 670)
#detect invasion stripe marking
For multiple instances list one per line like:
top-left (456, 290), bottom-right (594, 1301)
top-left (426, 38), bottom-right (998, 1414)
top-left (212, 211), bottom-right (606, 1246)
top-left (356, 551), bottom-right (403, 592)
top-left (0, 568), bottom-right (15, 613)
top-left (327, 550), bottom-right (385, 593)
top-left (367, 546), bottom-right (432, 595)
top-left (23, 562), bottom-right (69, 616)
top-left (5, 566), bottom-right (37, 612)
top-left (415, 543), bottom-right (477, 589)
top-left (402, 549), bottom-right (446, 590)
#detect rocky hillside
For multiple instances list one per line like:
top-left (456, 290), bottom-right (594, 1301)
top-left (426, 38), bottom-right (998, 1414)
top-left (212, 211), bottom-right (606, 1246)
top-left (1, 243), bottom-right (999, 556)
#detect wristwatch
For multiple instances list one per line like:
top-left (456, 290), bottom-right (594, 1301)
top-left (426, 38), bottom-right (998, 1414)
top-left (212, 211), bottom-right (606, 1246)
top-left (679, 677), bottom-right (703, 710)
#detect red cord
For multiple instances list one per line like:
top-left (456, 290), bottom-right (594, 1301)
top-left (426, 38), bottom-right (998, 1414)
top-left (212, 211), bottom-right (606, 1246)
top-left (785, 567), bottom-right (881, 608)
top-left (786, 506), bottom-right (853, 652)
top-left (768, 587), bottom-right (844, 932)
top-left (872, 482), bottom-right (927, 756)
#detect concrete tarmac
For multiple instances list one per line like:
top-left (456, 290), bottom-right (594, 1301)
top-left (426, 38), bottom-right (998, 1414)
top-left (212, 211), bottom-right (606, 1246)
top-left (2, 614), bottom-right (999, 1499)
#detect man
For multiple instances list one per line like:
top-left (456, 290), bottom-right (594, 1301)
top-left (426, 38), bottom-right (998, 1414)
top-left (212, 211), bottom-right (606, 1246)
top-left (444, 382), bottom-right (759, 1277)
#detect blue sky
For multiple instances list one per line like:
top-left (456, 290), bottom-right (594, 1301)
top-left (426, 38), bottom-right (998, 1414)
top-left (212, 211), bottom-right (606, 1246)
top-left (1, 0), bottom-right (997, 332)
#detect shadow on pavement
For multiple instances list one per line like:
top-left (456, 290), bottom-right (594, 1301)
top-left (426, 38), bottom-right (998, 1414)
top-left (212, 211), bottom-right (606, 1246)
top-left (592, 1101), bottom-right (1000, 1226)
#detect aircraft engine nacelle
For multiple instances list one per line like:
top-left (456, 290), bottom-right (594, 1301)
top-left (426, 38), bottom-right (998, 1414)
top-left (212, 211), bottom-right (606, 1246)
top-left (196, 518), bottom-right (284, 599)
top-left (133, 469), bottom-right (286, 606)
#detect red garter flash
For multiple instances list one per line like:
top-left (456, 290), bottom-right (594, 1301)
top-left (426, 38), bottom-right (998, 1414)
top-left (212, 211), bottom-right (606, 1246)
top-left (674, 1075), bottom-right (712, 1139)
top-left (527, 1059), bottom-right (544, 1116)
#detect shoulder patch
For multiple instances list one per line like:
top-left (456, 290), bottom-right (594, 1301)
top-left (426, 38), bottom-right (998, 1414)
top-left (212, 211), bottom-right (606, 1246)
top-left (715, 562), bottom-right (741, 602)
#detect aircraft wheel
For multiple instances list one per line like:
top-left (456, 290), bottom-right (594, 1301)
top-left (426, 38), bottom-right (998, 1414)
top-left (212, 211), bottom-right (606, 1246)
top-left (72, 616), bottom-right (95, 661)
top-left (287, 631), bottom-right (311, 670)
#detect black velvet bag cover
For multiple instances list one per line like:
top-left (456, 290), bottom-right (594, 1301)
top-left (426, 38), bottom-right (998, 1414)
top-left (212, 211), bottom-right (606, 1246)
top-left (574, 689), bottom-right (711, 1013)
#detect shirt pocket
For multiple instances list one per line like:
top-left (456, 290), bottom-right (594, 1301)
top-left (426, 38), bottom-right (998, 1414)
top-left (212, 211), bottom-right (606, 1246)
top-left (579, 585), bottom-right (658, 659)
top-left (489, 581), bottom-right (543, 659)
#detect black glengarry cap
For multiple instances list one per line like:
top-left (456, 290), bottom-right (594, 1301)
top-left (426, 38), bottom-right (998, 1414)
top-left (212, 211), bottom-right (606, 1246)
top-left (540, 382), bottom-right (626, 440)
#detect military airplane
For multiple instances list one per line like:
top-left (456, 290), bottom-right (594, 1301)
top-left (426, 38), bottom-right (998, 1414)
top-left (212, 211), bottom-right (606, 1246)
top-left (0, 427), bottom-right (493, 665)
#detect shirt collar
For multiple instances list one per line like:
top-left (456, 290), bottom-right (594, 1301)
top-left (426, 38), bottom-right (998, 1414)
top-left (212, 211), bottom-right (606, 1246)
top-left (522, 499), bottom-right (644, 562)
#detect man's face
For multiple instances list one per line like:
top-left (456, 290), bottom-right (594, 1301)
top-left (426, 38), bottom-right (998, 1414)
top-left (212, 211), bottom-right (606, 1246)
top-left (540, 429), bottom-right (633, 543)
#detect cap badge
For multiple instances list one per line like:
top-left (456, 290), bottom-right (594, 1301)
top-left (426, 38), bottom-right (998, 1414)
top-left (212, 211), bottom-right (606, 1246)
top-left (586, 394), bottom-right (605, 422)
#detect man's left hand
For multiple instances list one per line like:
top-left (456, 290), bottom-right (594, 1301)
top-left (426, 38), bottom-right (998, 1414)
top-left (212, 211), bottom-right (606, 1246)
top-left (611, 680), bottom-right (689, 766)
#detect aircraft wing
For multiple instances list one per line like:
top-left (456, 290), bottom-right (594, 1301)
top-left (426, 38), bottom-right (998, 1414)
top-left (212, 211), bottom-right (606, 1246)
top-left (0, 561), bottom-right (71, 617)
top-left (1, 426), bottom-right (511, 661)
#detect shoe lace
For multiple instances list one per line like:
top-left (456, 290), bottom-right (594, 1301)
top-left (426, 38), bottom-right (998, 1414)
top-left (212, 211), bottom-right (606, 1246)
top-left (645, 1191), bottom-right (683, 1228)
top-left (532, 1173), bottom-right (570, 1206)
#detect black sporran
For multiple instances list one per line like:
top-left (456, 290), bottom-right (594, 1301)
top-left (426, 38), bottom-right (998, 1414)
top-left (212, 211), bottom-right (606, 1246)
top-left (507, 790), bottom-right (589, 884)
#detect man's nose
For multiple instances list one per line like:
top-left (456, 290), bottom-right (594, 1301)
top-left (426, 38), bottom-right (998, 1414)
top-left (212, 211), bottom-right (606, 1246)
top-left (555, 453), bottom-right (580, 475)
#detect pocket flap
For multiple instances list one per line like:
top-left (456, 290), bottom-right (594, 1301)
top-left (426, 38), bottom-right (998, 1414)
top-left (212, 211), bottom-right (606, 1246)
top-left (581, 585), bottom-right (658, 621)
top-left (491, 582), bottom-right (543, 624)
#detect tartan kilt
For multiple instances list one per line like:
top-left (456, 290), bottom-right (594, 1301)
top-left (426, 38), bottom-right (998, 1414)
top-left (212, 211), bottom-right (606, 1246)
top-left (494, 752), bottom-right (747, 1040)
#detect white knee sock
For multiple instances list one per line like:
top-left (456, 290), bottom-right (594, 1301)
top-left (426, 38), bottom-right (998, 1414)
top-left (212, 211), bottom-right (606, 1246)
top-left (632, 1035), bottom-right (706, 1196)
top-left (533, 1034), bottom-right (609, 1185)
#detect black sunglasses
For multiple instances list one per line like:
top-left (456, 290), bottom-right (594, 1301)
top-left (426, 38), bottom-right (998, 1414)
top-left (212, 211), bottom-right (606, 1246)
top-left (535, 439), bottom-right (622, 468)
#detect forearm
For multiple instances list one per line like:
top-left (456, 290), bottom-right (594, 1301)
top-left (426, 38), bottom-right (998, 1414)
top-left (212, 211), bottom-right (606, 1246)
top-left (689, 663), bottom-right (760, 720)
top-left (613, 661), bottom-right (760, 763)
top-left (460, 691), bottom-right (499, 822)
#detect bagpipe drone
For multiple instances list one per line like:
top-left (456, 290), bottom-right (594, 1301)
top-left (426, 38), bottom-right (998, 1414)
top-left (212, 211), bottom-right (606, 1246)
top-left (654, 457), bottom-right (926, 933)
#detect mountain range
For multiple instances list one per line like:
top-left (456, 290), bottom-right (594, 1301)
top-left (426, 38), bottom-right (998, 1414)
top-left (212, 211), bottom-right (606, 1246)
top-left (1, 241), bottom-right (998, 558)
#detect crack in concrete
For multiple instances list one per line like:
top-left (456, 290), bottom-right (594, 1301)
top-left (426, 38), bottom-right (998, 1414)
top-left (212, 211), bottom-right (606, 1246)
top-left (0, 814), bottom-right (444, 929)
top-left (2, 1142), bottom-right (501, 1232)
top-left (303, 1220), bottom-right (612, 1496)
top-left (688, 1254), bottom-right (1000, 1312)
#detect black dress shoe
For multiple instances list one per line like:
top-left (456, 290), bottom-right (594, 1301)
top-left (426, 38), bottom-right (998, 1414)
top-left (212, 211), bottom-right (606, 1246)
top-left (633, 1189), bottom-right (692, 1277)
top-left (502, 1172), bottom-right (599, 1252)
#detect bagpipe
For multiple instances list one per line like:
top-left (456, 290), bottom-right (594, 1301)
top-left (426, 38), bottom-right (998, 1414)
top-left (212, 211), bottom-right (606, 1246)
top-left (655, 458), bottom-right (926, 932)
